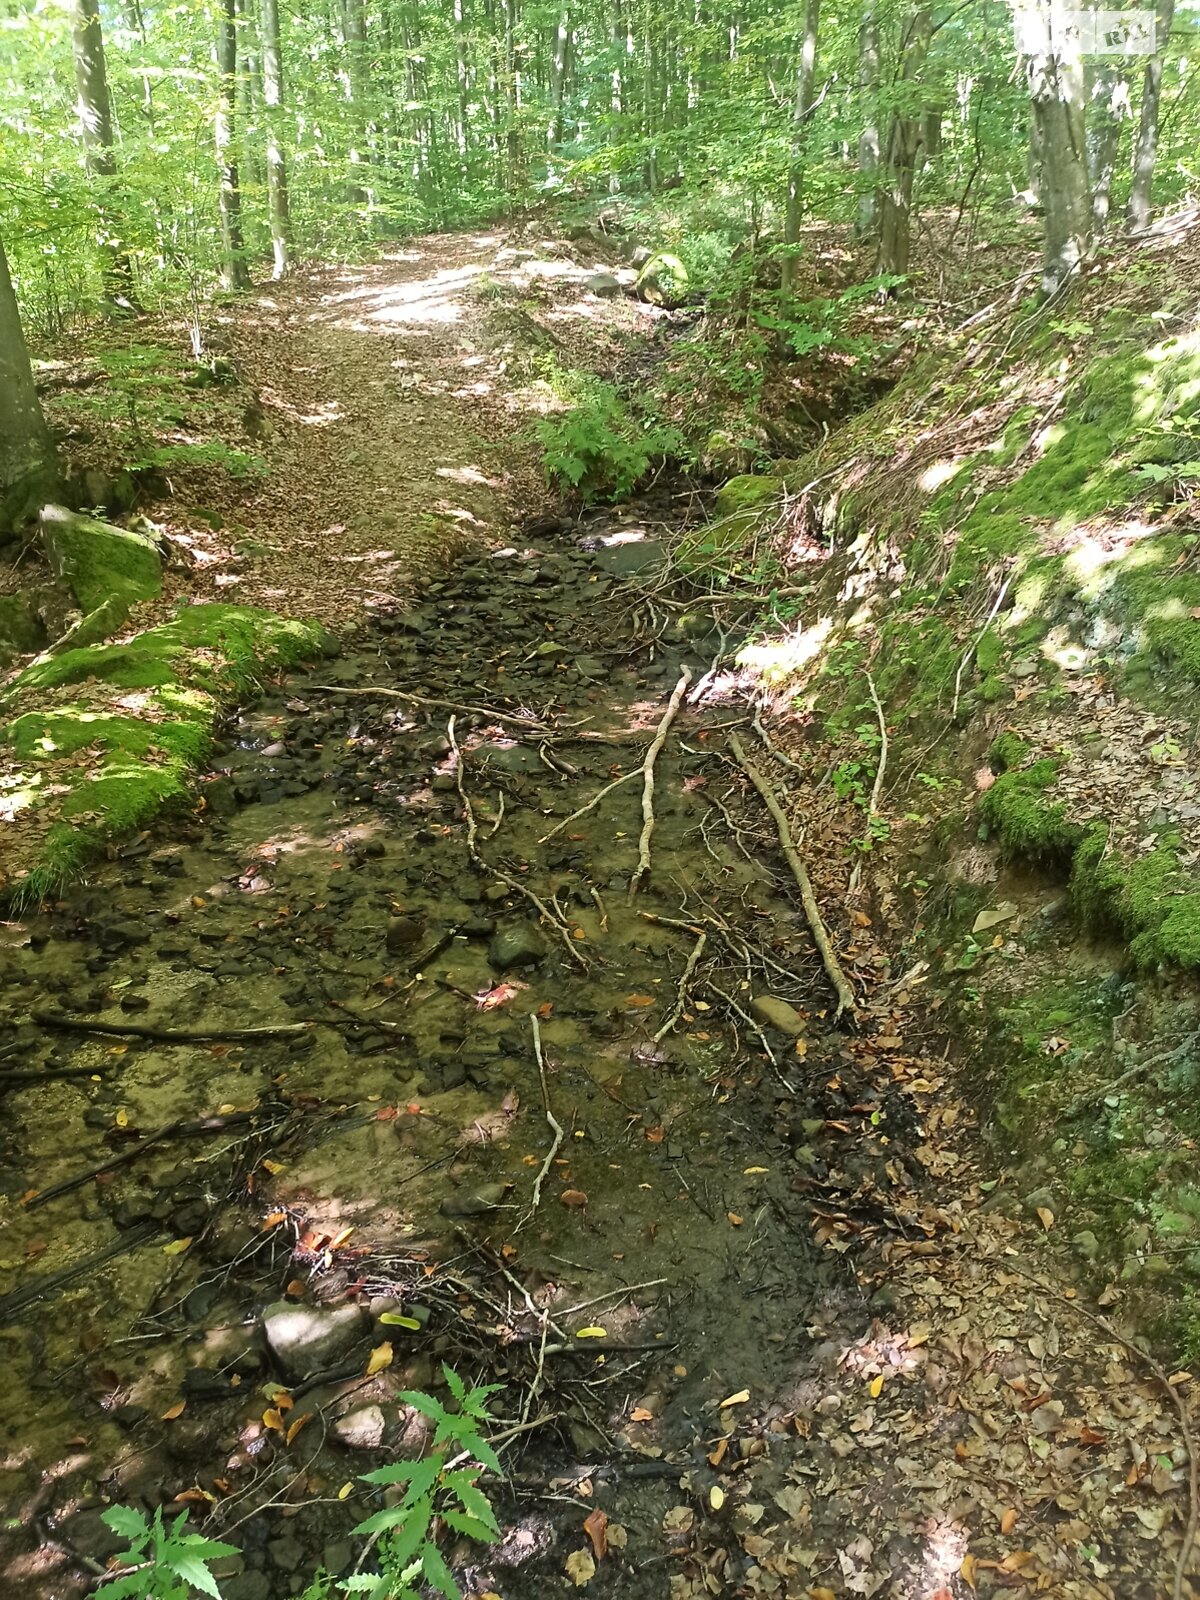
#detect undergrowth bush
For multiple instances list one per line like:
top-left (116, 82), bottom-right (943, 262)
top-left (535, 369), bottom-right (685, 498)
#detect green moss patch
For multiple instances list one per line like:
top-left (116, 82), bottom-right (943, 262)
top-left (2, 602), bottom-right (332, 898)
top-left (40, 505), bottom-right (163, 611)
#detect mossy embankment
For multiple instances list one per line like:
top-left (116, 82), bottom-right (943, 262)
top-left (1, 604), bottom-right (332, 899)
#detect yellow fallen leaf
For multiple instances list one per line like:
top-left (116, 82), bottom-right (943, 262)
top-left (960, 1551), bottom-right (977, 1589)
top-left (162, 1237), bottom-right (192, 1256)
top-left (1000, 1507), bottom-right (1019, 1535)
top-left (338, 1481), bottom-right (354, 1500)
top-left (708, 1485), bottom-right (725, 1512)
top-left (1169, 1370), bottom-right (1193, 1386)
top-left (262, 1158), bottom-right (285, 1176)
top-left (1036, 1206), bottom-right (1055, 1230)
top-left (743, 1166), bottom-right (768, 1175)
top-left (869, 1373), bottom-right (884, 1399)
top-left (576, 1327), bottom-right (608, 1339)
top-left (366, 1341), bottom-right (393, 1376)
top-left (719, 1389), bottom-right (750, 1409)
top-left (286, 1411), bottom-right (312, 1446)
top-left (115, 1108), bottom-right (129, 1128)
top-left (263, 1408), bottom-right (285, 1432)
top-left (162, 1400), bottom-right (186, 1420)
top-left (808, 1589), bottom-right (836, 1600)
top-left (727, 1212), bottom-right (744, 1226)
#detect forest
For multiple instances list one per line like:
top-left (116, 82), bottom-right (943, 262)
top-left (2, 0), bottom-right (1200, 1597)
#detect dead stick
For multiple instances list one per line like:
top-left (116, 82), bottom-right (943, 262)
top-left (517, 1016), bottom-right (563, 1231)
top-left (33, 1011), bottom-right (311, 1043)
top-left (629, 666), bottom-right (693, 897)
top-left (653, 931), bottom-right (707, 1044)
top-left (848, 673), bottom-right (888, 896)
top-left (538, 768), bottom-right (640, 844)
top-left (308, 683), bottom-right (557, 732)
top-left (729, 734), bottom-right (857, 1020)
top-left (24, 1111), bottom-right (258, 1211)
top-left (1, 1067), bottom-right (113, 1086)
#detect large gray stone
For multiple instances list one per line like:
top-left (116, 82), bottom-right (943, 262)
top-left (333, 1404), bottom-right (386, 1450)
top-left (261, 1300), bottom-right (367, 1383)
top-left (750, 995), bottom-right (805, 1036)
top-left (585, 272), bottom-right (623, 298)
top-left (592, 538), bottom-right (667, 577)
top-left (488, 921), bottom-right (548, 970)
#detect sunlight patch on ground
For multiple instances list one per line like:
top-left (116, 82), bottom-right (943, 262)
top-left (437, 465), bottom-right (499, 488)
top-left (737, 617), bottom-right (833, 683)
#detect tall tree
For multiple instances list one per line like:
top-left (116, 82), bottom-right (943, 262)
top-left (1022, 0), bottom-right (1091, 292)
top-left (876, 6), bottom-right (933, 279)
top-left (0, 238), bottom-right (59, 536)
top-left (1087, 64), bottom-right (1129, 232)
top-left (216, 0), bottom-right (252, 290)
top-left (1128, 0), bottom-right (1175, 231)
top-left (781, 0), bottom-right (821, 294)
top-left (260, 0), bottom-right (292, 275)
top-left (855, 1), bottom-right (881, 240)
top-left (71, 0), bottom-right (136, 306)
top-left (342, 0), bottom-right (371, 207)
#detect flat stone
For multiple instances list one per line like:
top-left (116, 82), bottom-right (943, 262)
top-left (333, 1404), bottom-right (386, 1450)
top-left (592, 538), bottom-right (667, 577)
top-left (267, 1534), bottom-right (305, 1572)
top-left (750, 995), bottom-right (805, 1036)
top-left (585, 271), bottom-right (623, 297)
top-left (488, 922), bottom-right (547, 970)
top-left (261, 1300), bottom-right (367, 1383)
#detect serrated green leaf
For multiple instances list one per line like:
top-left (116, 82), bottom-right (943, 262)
top-left (441, 1363), bottom-right (467, 1405)
top-left (165, 1550), bottom-right (222, 1598)
top-left (441, 1508), bottom-right (501, 1545)
top-left (422, 1542), bottom-right (462, 1600)
top-left (442, 1472), bottom-right (500, 1534)
top-left (101, 1505), bottom-right (150, 1543)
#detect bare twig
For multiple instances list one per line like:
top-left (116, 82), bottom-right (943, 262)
top-left (848, 673), bottom-right (888, 896)
top-left (629, 666), bottom-right (693, 897)
top-left (539, 767), bottom-right (640, 843)
top-left (729, 734), bottom-right (856, 1020)
top-left (951, 571), bottom-right (1012, 720)
top-left (516, 1016), bottom-right (563, 1231)
top-left (653, 931), bottom-right (707, 1044)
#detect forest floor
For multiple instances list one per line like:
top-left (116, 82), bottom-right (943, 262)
top-left (0, 233), bottom-right (1196, 1600)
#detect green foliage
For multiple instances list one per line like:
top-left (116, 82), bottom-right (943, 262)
top-left (347, 1365), bottom-right (502, 1600)
top-left (94, 1506), bottom-right (237, 1600)
top-left (535, 372), bottom-right (684, 500)
top-left (130, 442), bottom-right (267, 479)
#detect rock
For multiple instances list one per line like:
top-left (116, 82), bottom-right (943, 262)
top-left (386, 915), bottom-right (425, 954)
top-left (0, 593), bottom-right (45, 665)
top-left (677, 476), bottom-right (781, 573)
top-left (971, 902), bottom-right (1018, 935)
top-left (1072, 1229), bottom-right (1101, 1262)
top-left (750, 995), bottom-right (805, 1036)
top-left (636, 251), bottom-right (690, 309)
top-left (261, 1300), bottom-right (367, 1383)
top-left (40, 503), bottom-right (162, 611)
top-left (60, 1507), bottom-right (126, 1562)
top-left (488, 922), bottom-right (547, 970)
top-left (440, 1182), bottom-right (508, 1219)
top-left (323, 1540), bottom-right (355, 1575)
top-left (223, 1576), bottom-right (272, 1600)
top-left (592, 538), bottom-right (667, 576)
top-left (714, 475), bottom-right (782, 522)
top-left (333, 1404), bottom-right (386, 1450)
top-left (585, 271), bottom-right (623, 297)
top-left (267, 1534), bottom-right (305, 1572)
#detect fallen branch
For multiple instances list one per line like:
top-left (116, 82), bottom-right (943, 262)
top-left (653, 930), bottom-right (707, 1044)
top-left (24, 1111), bottom-right (258, 1211)
top-left (1, 1066), bottom-right (114, 1087)
top-left (0, 1221), bottom-right (160, 1319)
top-left (33, 1011), bottom-right (311, 1043)
top-left (629, 665), bottom-right (693, 897)
top-left (1063, 1032), bottom-right (1200, 1120)
top-left (308, 683), bottom-right (559, 732)
top-left (538, 767), bottom-right (640, 844)
top-left (517, 1016), bottom-right (563, 1232)
top-left (848, 673), bottom-right (888, 896)
top-left (729, 734), bottom-right (856, 1021)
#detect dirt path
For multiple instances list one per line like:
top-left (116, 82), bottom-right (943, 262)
top-left (0, 244), bottom-right (1193, 1600)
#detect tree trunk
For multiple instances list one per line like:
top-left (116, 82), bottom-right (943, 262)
top-left (780, 0), bottom-right (820, 294)
top-left (1023, 0), bottom-right (1090, 292)
top-left (855, 1), bottom-right (880, 240)
top-left (876, 6), bottom-right (933, 279)
top-left (549, 8), bottom-right (570, 146)
top-left (1087, 63), bottom-right (1129, 232)
top-left (1128, 0), bottom-right (1175, 231)
top-left (70, 0), bottom-right (137, 307)
top-left (0, 239), bottom-right (59, 536)
top-left (260, 0), bottom-right (292, 276)
top-left (216, 0), bottom-right (252, 291)
top-left (343, 0), bottom-right (370, 207)
top-left (454, 0), bottom-right (471, 159)
top-left (503, 0), bottom-right (522, 195)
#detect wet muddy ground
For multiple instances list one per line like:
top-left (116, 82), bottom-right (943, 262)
top-left (0, 505), bottom-right (869, 1598)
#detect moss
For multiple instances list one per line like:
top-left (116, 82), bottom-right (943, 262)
top-left (1071, 829), bottom-right (1200, 971)
top-left (975, 628), bottom-right (1003, 675)
top-left (41, 507), bottom-right (163, 611)
top-left (979, 756), bottom-right (1079, 861)
top-left (714, 475), bottom-right (782, 518)
top-left (3, 602), bottom-right (332, 899)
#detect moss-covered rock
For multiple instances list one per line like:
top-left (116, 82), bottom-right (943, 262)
top-left (2, 601), bottom-right (333, 898)
top-left (0, 593), bottom-right (45, 664)
top-left (40, 504), bottom-right (162, 611)
top-left (637, 252), bottom-right (689, 310)
top-left (714, 475), bottom-right (782, 520)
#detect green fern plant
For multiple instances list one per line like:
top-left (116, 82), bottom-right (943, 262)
top-left (93, 1506), bottom-right (237, 1599)
top-left (535, 372), bottom-right (683, 499)
top-left (343, 1364), bottom-right (503, 1600)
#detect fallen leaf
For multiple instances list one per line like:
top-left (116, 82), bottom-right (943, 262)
top-left (263, 1408), bottom-right (285, 1432)
top-left (366, 1342), bottom-right (393, 1376)
top-left (162, 1400), bottom-right (186, 1420)
top-left (1000, 1508), bottom-right (1019, 1535)
top-left (379, 1313), bottom-right (422, 1330)
top-left (709, 1485), bottom-right (725, 1512)
top-left (576, 1327), bottom-right (607, 1339)
top-left (583, 1507), bottom-right (609, 1560)
top-left (285, 1412), bottom-right (312, 1446)
top-left (561, 1189), bottom-right (588, 1207)
top-left (869, 1374), bottom-right (884, 1399)
top-left (630, 1406), bottom-right (655, 1423)
top-left (960, 1552), bottom-right (977, 1590)
top-left (565, 1549), bottom-right (596, 1586)
top-left (162, 1237), bottom-right (192, 1256)
top-left (262, 1158), bottom-right (284, 1176)
top-left (727, 1212), bottom-right (744, 1226)
top-left (720, 1389), bottom-right (750, 1409)
top-left (1036, 1206), bottom-right (1055, 1230)
top-left (338, 1482), bottom-right (354, 1500)
top-left (115, 1108), bottom-right (129, 1128)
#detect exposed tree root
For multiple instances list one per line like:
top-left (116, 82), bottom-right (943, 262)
top-left (629, 665), bottom-right (693, 897)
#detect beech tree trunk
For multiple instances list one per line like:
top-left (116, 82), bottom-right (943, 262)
top-left (216, 0), bottom-right (252, 290)
top-left (1087, 63), bottom-right (1129, 232)
top-left (876, 6), bottom-right (932, 279)
top-left (1128, 0), bottom-right (1175, 231)
top-left (0, 239), bottom-right (59, 536)
top-left (780, 0), bottom-right (821, 294)
top-left (260, 0), bottom-right (292, 276)
top-left (549, 9), bottom-right (570, 146)
top-left (1024, 0), bottom-right (1090, 293)
top-left (71, 0), bottom-right (137, 306)
top-left (855, 2), bottom-right (880, 240)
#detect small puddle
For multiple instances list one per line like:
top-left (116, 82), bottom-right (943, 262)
top-left (0, 507), bottom-right (840, 1597)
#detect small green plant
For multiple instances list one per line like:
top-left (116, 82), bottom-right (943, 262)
top-left (94, 1506), bottom-right (237, 1599)
top-left (535, 371), bottom-right (683, 499)
top-left (131, 441), bottom-right (267, 479)
top-left (345, 1364), bottom-right (503, 1600)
